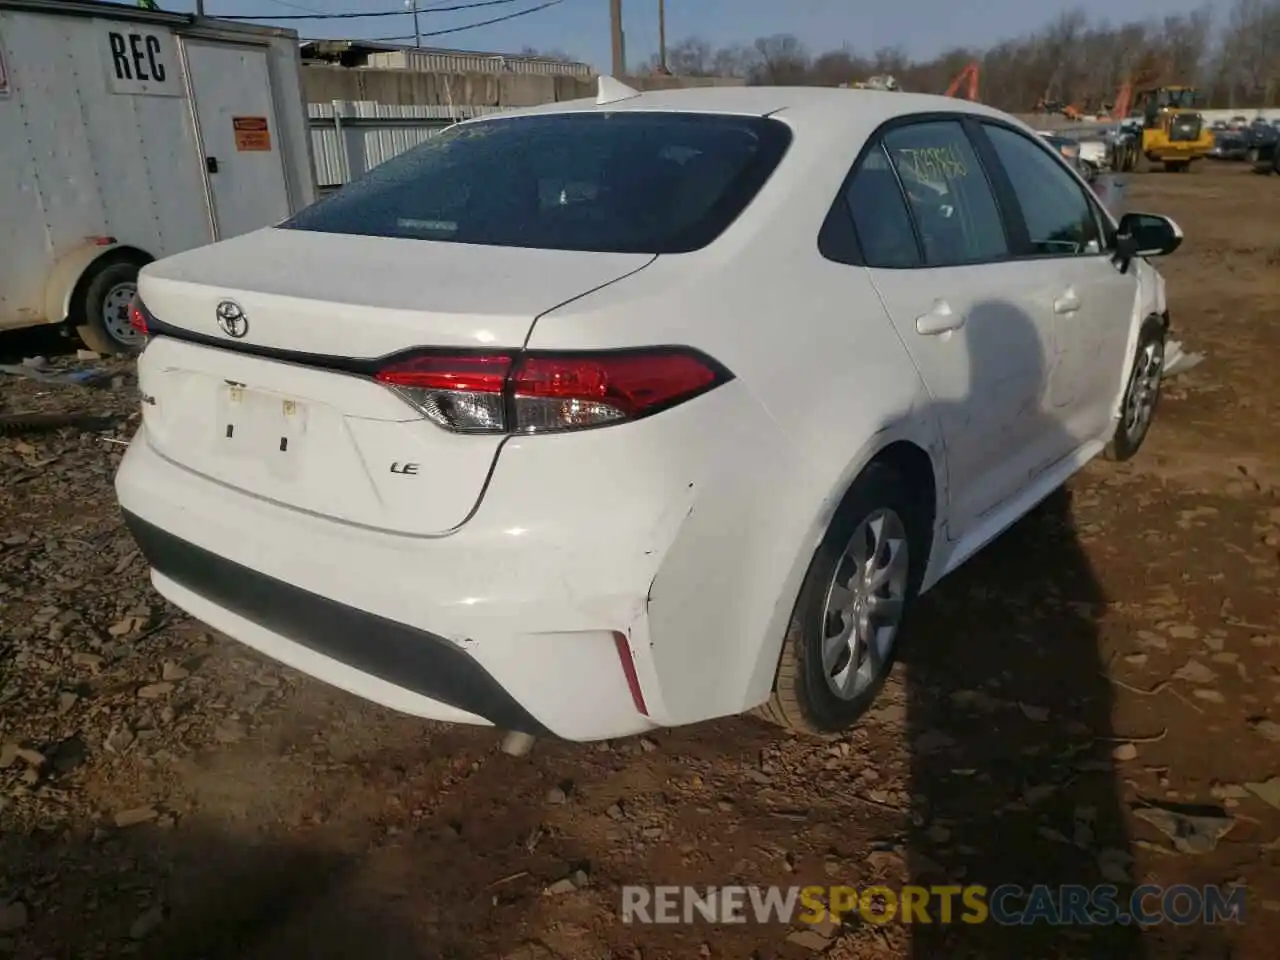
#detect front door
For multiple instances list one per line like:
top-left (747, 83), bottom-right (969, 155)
top-left (184, 41), bottom-right (291, 240)
top-left (977, 122), bottom-right (1137, 448)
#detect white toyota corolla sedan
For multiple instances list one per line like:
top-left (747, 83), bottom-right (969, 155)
top-left (115, 82), bottom-right (1182, 743)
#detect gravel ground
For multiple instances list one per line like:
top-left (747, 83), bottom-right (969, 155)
top-left (1, 164), bottom-right (1279, 959)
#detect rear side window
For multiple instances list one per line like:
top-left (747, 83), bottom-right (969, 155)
top-left (282, 113), bottom-right (792, 254)
top-left (881, 121), bottom-right (1009, 267)
top-left (845, 146), bottom-right (921, 268)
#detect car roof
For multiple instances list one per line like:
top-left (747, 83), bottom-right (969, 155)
top-left (473, 84), bottom-right (1015, 131)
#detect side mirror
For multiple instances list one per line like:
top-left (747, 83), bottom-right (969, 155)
top-left (1116, 212), bottom-right (1183, 259)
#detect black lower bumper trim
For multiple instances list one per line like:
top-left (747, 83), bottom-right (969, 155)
top-left (120, 510), bottom-right (550, 736)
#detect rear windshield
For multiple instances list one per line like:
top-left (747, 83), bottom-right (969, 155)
top-left (282, 112), bottom-right (792, 254)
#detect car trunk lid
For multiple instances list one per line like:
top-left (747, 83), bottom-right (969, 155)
top-left (136, 228), bottom-right (654, 535)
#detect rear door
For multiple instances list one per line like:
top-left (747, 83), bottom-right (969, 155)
top-left (183, 40), bottom-right (291, 240)
top-left (845, 118), bottom-right (1065, 540)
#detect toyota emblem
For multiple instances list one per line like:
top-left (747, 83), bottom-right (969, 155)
top-left (215, 300), bottom-right (248, 338)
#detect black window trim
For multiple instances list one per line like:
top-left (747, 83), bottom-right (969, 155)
top-left (819, 110), bottom-right (1021, 271)
top-left (819, 109), bottom-right (1130, 271)
top-left (968, 118), bottom-right (1120, 263)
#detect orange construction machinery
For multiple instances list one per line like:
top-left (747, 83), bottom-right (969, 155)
top-left (944, 62), bottom-right (979, 101)
top-left (1106, 82), bottom-right (1134, 122)
top-left (1033, 80), bottom-right (1134, 122)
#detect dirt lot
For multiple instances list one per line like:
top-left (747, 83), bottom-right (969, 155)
top-left (2, 163), bottom-right (1279, 959)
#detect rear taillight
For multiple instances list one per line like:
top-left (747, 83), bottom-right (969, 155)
top-left (374, 348), bottom-right (731, 434)
top-left (129, 295), bottom-right (151, 337)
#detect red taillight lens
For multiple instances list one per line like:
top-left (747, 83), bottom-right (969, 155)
top-left (375, 353), bottom-right (513, 434)
top-left (511, 352), bottom-right (721, 431)
top-left (128, 295), bottom-right (150, 336)
top-left (374, 348), bottom-right (729, 434)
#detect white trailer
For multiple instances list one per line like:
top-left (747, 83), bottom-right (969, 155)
top-left (0, 0), bottom-right (315, 353)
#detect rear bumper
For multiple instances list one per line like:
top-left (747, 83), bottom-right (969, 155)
top-left (115, 430), bottom-right (663, 740)
top-left (115, 369), bottom-right (808, 740)
top-left (122, 510), bottom-right (551, 735)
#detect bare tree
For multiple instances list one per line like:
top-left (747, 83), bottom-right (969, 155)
top-left (1160, 9), bottom-right (1213, 83)
top-left (751, 34), bottom-right (811, 85)
top-left (655, 1), bottom-right (1280, 110)
top-left (1215, 0), bottom-right (1280, 105)
top-left (870, 46), bottom-right (909, 79)
top-left (810, 48), bottom-right (862, 87)
top-left (518, 46), bottom-right (578, 64)
top-left (642, 36), bottom-right (715, 76)
top-left (711, 43), bottom-right (756, 78)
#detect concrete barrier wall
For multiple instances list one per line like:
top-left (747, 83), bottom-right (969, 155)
top-left (300, 66), bottom-right (744, 109)
top-left (301, 66), bottom-right (580, 107)
top-left (622, 75), bottom-right (748, 91)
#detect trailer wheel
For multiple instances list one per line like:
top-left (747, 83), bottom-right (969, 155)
top-left (73, 258), bottom-right (146, 356)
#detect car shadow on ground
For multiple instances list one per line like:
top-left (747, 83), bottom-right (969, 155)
top-left (0, 825), bottom-right (428, 960)
top-left (0, 326), bottom-right (77, 365)
top-left (902, 487), bottom-right (1151, 955)
top-left (897, 297), bottom-right (1226, 958)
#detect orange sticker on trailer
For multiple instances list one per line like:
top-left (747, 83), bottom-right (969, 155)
top-left (233, 116), bottom-right (271, 151)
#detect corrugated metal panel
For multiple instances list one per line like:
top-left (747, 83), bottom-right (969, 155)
top-left (307, 100), bottom-right (511, 187)
top-left (365, 51), bottom-right (405, 70)
top-left (365, 47), bottom-right (591, 78)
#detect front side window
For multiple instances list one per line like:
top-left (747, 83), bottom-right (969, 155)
top-left (282, 112), bottom-right (792, 254)
top-left (983, 124), bottom-right (1103, 257)
top-left (881, 121), bottom-right (1009, 267)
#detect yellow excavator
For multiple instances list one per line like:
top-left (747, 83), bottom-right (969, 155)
top-left (1130, 85), bottom-right (1214, 171)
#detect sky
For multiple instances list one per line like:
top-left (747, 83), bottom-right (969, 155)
top-left (167, 0), bottom-right (1218, 69)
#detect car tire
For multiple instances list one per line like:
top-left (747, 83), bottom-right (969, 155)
top-left (73, 257), bottom-right (147, 356)
top-left (1104, 315), bottom-right (1166, 463)
top-left (756, 462), bottom-right (926, 736)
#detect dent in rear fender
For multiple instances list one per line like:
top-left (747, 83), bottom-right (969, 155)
top-left (640, 426), bottom-right (801, 723)
top-left (642, 396), bottom-right (946, 725)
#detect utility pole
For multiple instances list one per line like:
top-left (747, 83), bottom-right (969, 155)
top-left (405, 0), bottom-right (421, 49)
top-left (609, 0), bottom-right (625, 78)
top-left (657, 0), bottom-right (667, 74)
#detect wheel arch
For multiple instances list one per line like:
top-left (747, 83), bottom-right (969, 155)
top-left (44, 242), bottom-right (155, 329)
top-left (870, 439), bottom-right (940, 570)
top-left (1111, 298), bottom-right (1169, 424)
top-left (743, 426), bottom-right (946, 709)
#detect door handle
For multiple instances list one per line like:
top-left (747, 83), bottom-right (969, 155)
top-left (915, 300), bottom-right (965, 336)
top-left (1053, 289), bottom-right (1081, 314)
